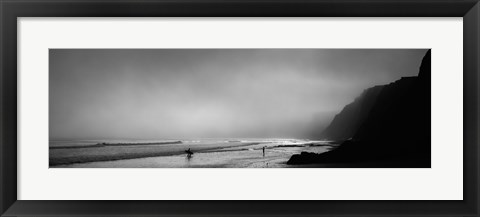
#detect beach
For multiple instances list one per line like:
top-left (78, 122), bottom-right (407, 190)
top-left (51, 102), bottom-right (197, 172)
top-left (50, 139), bottom-right (334, 168)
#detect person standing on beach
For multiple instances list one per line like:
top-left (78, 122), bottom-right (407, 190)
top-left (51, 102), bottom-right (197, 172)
top-left (262, 146), bottom-right (266, 157)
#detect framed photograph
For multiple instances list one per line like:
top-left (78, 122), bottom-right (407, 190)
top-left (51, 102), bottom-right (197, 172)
top-left (1, 0), bottom-right (478, 216)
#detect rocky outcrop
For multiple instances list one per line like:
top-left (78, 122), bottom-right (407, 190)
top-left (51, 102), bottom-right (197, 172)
top-left (288, 50), bottom-right (431, 167)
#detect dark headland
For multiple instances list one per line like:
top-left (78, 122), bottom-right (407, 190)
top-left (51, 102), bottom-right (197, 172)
top-left (288, 50), bottom-right (431, 168)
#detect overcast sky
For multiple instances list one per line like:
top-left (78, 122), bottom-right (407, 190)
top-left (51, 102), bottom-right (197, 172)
top-left (49, 49), bottom-right (427, 140)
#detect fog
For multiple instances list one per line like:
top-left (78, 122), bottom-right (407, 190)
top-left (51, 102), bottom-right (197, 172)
top-left (49, 49), bottom-right (427, 140)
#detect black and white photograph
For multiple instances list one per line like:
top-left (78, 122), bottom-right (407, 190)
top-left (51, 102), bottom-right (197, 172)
top-left (49, 49), bottom-right (431, 168)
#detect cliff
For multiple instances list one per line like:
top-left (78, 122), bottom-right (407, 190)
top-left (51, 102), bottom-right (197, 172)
top-left (320, 85), bottom-right (383, 140)
top-left (288, 50), bottom-right (431, 167)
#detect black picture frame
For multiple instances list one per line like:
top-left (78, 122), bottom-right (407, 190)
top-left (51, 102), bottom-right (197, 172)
top-left (1, 0), bottom-right (478, 216)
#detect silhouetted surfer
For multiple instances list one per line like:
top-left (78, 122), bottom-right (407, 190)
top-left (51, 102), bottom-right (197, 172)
top-left (185, 148), bottom-right (193, 157)
top-left (262, 146), bottom-right (266, 157)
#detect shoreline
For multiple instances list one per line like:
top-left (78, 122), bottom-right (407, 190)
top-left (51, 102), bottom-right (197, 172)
top-left (49, 142), bottom-right (261, 166)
